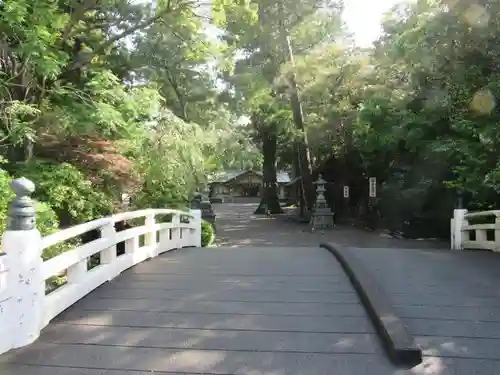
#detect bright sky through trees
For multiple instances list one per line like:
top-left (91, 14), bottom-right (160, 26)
top-left (343, 0), bottom-right (404, 46)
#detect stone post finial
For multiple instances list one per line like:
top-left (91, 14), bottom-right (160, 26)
top-left (7, 177), bottom-right (36, 230)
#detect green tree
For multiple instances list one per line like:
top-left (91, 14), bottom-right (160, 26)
top-left (214, 0), bottom-right (343, 213)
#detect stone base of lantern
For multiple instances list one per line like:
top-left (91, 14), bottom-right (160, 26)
top-left (310, 208), bottom-right (335, 232)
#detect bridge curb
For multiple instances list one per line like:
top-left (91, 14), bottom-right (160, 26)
top-left (319, 242), bottom-right (422, 368)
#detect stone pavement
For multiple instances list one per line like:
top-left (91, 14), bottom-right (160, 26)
top-left (213, 201), bottom-right (447, 249)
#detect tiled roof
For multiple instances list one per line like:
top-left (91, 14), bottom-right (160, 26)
top-left (210, 169), bottom-right (291, 184)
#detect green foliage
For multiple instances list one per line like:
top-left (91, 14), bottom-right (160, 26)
top-left (0, 0), bottom-right (264, 235)
top-left (0, 165), bottom-right (72, 258)
top-left (18, 162), bottom-right (113, 225)
top-left (212, 0), bottom-right (500, 235)
top-left (6, 0), bottom-right (499, 243)
top-left (282, 0), bottom-right (500, 235)
top-left (201, 220), bottom-right (215, 247)
top-left (34, 201), bottom-right (60, 237)
top-left (35, 202), bottom-right (77, 261)
top-left (0, 167), bottom-right (14, 235)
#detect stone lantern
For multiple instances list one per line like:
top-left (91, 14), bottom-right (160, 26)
top-left (310, 174), bottom-right (335, 231)
top-left (200, 183), bottom-right (216, 230)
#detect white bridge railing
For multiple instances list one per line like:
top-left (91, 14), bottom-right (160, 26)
top-left (451, 208), bottom-right (500, 251)
top-left (0, 178), bottom-right (201, 355)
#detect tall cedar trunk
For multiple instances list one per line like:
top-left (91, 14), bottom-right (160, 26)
top-left (289, 146), bottom-right (300, 206)
top-left (255, 131), bottom-right (283, 214)
top-left (289, 77), bottom-right (314, 213)
top-left (285, 36), bottom-right (314, 214)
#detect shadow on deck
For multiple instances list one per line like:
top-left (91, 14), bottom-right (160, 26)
top-left (213, 202), bottom-right (447, 250)
top-left (1, 246), bottom-right (400, 374)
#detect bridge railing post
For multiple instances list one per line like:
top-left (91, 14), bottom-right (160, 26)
top-left (0, 177), bottom-right (43, 352)
top-left (189, 209), bottom-right (202, 247)
top-left (171, 213), bottom-right (181, 249)
top-left (451, 208), bottom-right (468, 250)
top-left (100, 221), bottom-right (118, 278)
top-left (144, 211), bottom-right (156, 247)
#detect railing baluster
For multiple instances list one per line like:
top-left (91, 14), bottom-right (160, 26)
top-left (100, 222), bottom-right (117, 279)
top-left (476, 228), bottom-right (486, 245)
top-left (159, 225), bottom-right (170, 250)
top-left (66, 259), bottom-right (87, 283)
top-left (171, 213), bottom-right (181, 249)
top-left (190, 209), bottom-right (202, 247)
top-left (452, 208), bottom-right (468, 250)
top-left (495, 217), bottom-right (500, 251)
top-left (144, 211), bottom-right (156, 258)
top-left (144, 211), bottom-right (156, 246)
top-left (100, 222), bottom-right (117, 265)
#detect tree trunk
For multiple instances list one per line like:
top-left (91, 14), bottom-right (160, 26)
top-left (285, 36), bottom-right (314, 214)
top-left (289, 146), bottom-right (300, 207)
top-left (255, 132), bottom-right (283, 214)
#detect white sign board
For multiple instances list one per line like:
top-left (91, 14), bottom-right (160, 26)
top-left (343, 185), bottom-right (349, 198)
top-left (369, 177), bottom-right (377, 198)
top-left (121, 193), bottom-right (131, 208)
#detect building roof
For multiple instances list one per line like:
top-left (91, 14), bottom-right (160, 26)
top-left (209, 169), bottom-right (291, 184)
top-left (276, 171), bottom-right (291, 183)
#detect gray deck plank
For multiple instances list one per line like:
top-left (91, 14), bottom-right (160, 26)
top-left (39, 323), bottom-right (382, 354)
top-left (54, 308), bottom-right (372, 332)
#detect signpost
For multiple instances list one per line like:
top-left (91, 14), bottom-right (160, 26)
top-left (343, 185), bottom-right (349, 198)
top-left (343, 185), bottom-right (350, 220)
top-left (368, 177), bottom-right (377, 229)
top-left (369, 177), bottom-right (377, 198)
top-left (121, 193), bottom-right (130, 209)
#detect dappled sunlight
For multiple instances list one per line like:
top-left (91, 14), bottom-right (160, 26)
top-left (470, 89), bottom-right (496, 114)
top-left (161, 350), bottom-right (227, 372)
top-left (380, 313), bottom-right (399, 325)
top-left (350, 245), bottom-right (500, 374)
top-left (410, 356), bottom-right (445, 375)
top-left (423, 89), bottom-right (449, 109)
top-left (419, 338), bottom-right (470, 357)
top-left (463, 4), bottom-right (490, 28)
top-left (215, 202), bottom-right (447, 249)
top-left (334, 336), bottom-right (364, 349)
top-left (1, 243), bottom-right (398, 374)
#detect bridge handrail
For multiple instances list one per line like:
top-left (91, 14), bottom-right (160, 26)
top-left (451, 209), bottom-right (500, 251)
top-left (0, 178), bottom-right (202, 355)
top-left (42, 208), bottom-right (193, 249)
top-left (41, 208), bottom-right (195, 278)
top-left (464, 210), bottom-right (500, 219)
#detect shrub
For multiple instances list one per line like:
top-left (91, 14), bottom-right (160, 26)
top-left (0, 165), bottom-right (74, 260)
top-left (201, 220), bottom-right (215, 247)
top-left (18, 161), bottom-right (113, 226)
top-left (36, 201), bottom-right (77, 260)
top-left (0, 167), bottom-right (14, 235)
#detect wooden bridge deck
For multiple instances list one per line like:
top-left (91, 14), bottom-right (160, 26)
top-left (1, 244), bottom-right (398, 375)
top-left (2, 201), bottom-right (500, 374)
